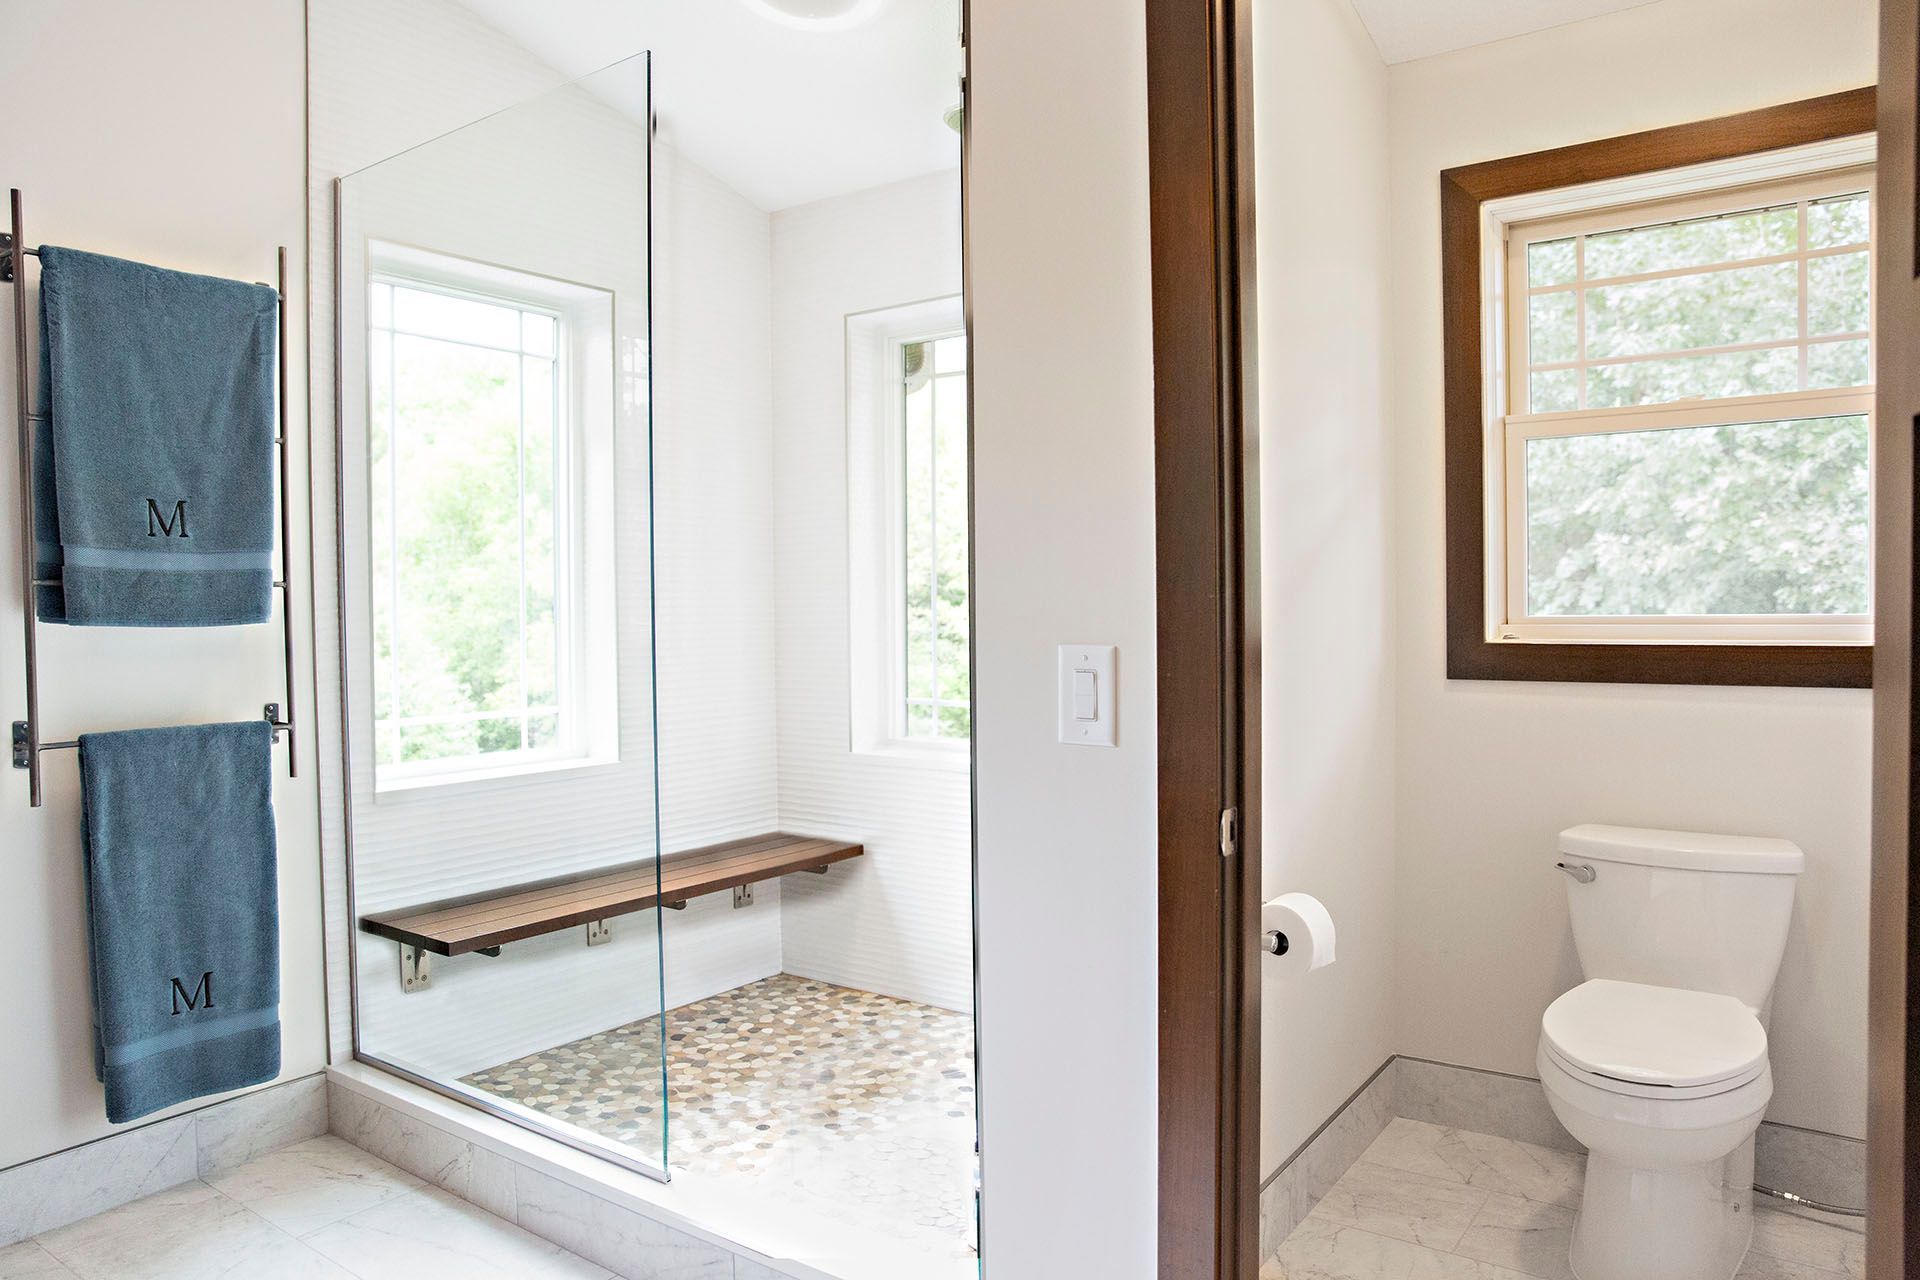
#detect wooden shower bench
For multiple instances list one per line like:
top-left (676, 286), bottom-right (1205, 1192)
top-left (358, 831), bottom-right (863, 991)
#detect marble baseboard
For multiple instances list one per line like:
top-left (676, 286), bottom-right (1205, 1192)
top-left (1257, 1058), bottom-right (1396, 1260)
top-left (0, 1073), bottom-right (328, 1246)
top-left (1394, 1056), bottom-right (1578, 1154)
top-left (327, 1078), bottom-right (774, 1279)
top-left (1755, 1119), bottom-right (1867, 1210)
top-left (1396, 1056), bottom-right (1867, 1209)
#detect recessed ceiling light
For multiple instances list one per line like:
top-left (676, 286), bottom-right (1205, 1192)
top-left (739, 0), bottom-right (887, 30)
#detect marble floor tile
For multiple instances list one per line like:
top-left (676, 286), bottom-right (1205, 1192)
top-left (303, 1185), bottom-right (612, 1280)
top-left (0, 1241), bottom-right (77, 1279)
top-left (1451, 1192), bottom-right (1575, 1279)
top-left (31, 1182), bottom-right (351, 1280)
top-left (1271, 1121), bottom-right (1871, 1280)
top-left (1736, 1250), bottom-right (1851, 1280)
top-left (1364, 1119), bottom-right (1584, 1208)
top-left (1749, 1205), bottom-right (1866, 1277)
top-left (1274, 1213), bottom-right (1539, 1279)
top-left (1315, 1161), bottom-right (1491, 1251)
top-left (205, 1135), bottom-right (424, 1237)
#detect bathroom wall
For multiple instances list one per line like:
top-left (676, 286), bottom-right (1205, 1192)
top-left (1387, 0), bottom-right (1878, 1142)
top-left (1251, 0), bottom-right (1397, 1176)
top-left (311, 0), bottom-right (784, 1079)
top-left (0, 0), bottom-right (327, 1171)
top-left (969, 0), bottom-right (1161, 1272)
top-left (770, 169), bottom-right (973, 1014)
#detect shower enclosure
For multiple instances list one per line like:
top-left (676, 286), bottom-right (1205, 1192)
top-left (338, 53), bottom-right (669, 1178)
top-left (336, 15), bottom-right (977, 1273)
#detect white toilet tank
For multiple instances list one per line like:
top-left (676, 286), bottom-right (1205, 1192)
top-left (1558, 824), bottom-right (1803, 1011)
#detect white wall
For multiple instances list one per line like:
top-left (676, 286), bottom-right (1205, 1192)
top-left (312, 0), bottom-right (783, 1082)
top-left (969, 0), bottom-right (1160, 1273)
top-left (1253, 0), bottom-right (1397, 1176)
top-left (1388, 0), bottom-right (1879, 1141)
top-left (770, 170), bottom-right (974, 1014)
top-left (0, 0), bottom-right (326, 1169)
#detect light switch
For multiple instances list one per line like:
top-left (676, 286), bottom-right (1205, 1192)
top-left (1058, 644), bottom-right (1117, 747)
top-left (1072, 669), bottom-right (1098, 720)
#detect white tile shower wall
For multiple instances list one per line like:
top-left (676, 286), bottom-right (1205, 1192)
top-left (0, 1074), bottom-right (328, 1246)
top-left (1387, 0), bottom-right (1878, 1146)
top-left (769, 171), bottom-right (973, 1014)
top-left (311, 0), bottom-right (785, 1081)
top-left (309, 0), bottom-right (571, 1069)
top-left (0, 0), bottom-right (327, 1172)
top-left (1251, 0), bottom-right (1398, 1178)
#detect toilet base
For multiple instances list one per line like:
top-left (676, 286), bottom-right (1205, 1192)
top-left (1569, 1136), bottom-right (1755, 1280)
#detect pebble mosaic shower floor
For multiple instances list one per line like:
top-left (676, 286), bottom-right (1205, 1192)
top-left (461, 973), bottom-right (979, 1259)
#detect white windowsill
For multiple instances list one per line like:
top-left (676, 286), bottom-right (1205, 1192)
top-left (849, 739), bottom-right (971, 773)
top-left (372, 752), bottom-right (623, 804)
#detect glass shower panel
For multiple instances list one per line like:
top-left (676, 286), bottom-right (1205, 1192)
top-left (339, 52), bottom-right (666, 1178)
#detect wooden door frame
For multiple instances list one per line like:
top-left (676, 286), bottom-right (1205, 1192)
top-left (1870, 0), bottom-right (1920, 1271)
top-left (1144, 0), bottom-right (1262, 1276)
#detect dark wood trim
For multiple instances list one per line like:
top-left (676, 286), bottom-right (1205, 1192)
top-left (1869, 2), bottom-right (1919, 1270)
top-left (1145, 0), bottom-right (1261, 1275)
top-left (1442, 88), bottom-right (1878, 689)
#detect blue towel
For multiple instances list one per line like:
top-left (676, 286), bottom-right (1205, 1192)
top-left (35, 246), bottom-right (278, 626)
top-left (79, 721), bottom-right (279, 1124)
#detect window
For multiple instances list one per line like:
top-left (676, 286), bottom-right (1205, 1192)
top-left (847, 296), bottom-right (970, 758)
top-left (900, 333), bottom-right (970, 740)
top-left (1503, 175), bottom-right (1872, 644)
top-left (367, 244), bottom-right (618, 788)
top-left (1442, 90), bottom-right (1878, 687)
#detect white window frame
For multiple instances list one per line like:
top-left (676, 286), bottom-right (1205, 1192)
top-left (846, 294), bottom-right (969, 767)
top-left (1480, 136), bottom-right (1878, 648)
top-left (366, 242), bottom-right (620, 793)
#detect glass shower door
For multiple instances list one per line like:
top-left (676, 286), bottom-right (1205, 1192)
top-left (338, 52), bottom-right (668, 1178)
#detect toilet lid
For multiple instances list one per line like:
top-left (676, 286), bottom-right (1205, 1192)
top-left (1541, 979), bottom-right (1767, 1090)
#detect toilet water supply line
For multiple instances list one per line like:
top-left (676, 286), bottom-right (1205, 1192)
top-left (1752, 1185), bottom-right (1865, 1218)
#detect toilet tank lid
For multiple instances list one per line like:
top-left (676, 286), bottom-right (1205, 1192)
top-left (1558, 824), bottom-right (1804, 874)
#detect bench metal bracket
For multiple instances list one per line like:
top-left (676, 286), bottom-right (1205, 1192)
top-left (400, 944), bottom-right (432, 993)
top-left (733, 883), bottom-right (755, 909)
top-left (585, 919), bottom-right (612, 946)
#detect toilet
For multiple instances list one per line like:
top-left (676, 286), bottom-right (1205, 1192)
top-left (1537, 824), bottom-right (1803, 1280)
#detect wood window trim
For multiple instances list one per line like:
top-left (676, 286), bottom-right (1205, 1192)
top-left (1442, 87), bottom-right (1879, 689)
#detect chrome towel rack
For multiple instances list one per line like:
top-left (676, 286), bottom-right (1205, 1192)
top-left (2, 188), bottom-right (296, 807)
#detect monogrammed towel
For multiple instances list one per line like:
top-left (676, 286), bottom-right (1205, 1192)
top-left (35, 246), bottom-right (277, 625)
top-left (79, 721), bottom-right (279, 1124)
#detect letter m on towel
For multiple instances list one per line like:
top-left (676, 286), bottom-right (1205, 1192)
top-left (146, 498), bottom-right (190, 538)
top-left (170, 971), bottom-right (214, 1015)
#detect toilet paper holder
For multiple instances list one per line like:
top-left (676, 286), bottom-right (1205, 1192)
top-left (1262, 929), bottom-right (1289, 957)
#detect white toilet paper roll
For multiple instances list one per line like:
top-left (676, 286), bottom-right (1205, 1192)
top-left (1261, 893), bottom-right (1335, 974)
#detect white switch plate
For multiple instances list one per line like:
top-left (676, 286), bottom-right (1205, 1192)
top-left (1058, 644), bottom-right (1117, 747)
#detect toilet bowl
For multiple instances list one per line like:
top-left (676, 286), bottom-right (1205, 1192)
top-left (1540, 825), bottom-right (1803, 1280)
top-left (1538, 979), bottom-right (1772, 1280)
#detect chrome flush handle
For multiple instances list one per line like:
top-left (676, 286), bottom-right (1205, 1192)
top-left (1556, 861), bottom-right (1597, 884)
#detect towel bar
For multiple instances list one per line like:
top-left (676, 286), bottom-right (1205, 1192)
top-left (3, 189), bottom-right (298, 805)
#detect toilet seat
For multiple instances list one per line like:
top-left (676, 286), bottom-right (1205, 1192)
top-left (1541, 978), bottom-right (1767, 1099)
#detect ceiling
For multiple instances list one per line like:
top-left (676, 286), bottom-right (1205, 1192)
top-left (1348, 0), bottom-right (1660, 64)
top-left (455, 0), bottom-right (962, 212)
